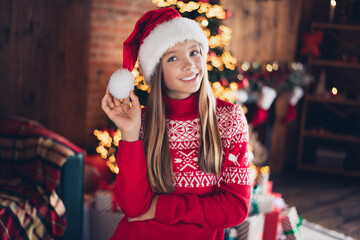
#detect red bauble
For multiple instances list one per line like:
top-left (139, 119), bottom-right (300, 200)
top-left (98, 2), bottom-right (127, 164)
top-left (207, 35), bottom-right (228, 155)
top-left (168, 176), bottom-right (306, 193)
top-left (220, 78), bottom-right (228, 87)
top-left (225, 10), bottom-right (232, 19)
top-left (208, 50), bottom-right (216, 58)
top-left (238, 78), bottom-right (249, 89)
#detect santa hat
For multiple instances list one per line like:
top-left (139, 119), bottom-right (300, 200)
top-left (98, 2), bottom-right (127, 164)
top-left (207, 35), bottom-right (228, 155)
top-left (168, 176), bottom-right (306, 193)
top-left (108, 7), bottom-right (209, 99)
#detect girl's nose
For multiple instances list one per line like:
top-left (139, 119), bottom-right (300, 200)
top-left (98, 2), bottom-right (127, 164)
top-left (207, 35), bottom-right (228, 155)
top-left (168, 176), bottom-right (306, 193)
top-left (182, 58), bottom-right (195, 71)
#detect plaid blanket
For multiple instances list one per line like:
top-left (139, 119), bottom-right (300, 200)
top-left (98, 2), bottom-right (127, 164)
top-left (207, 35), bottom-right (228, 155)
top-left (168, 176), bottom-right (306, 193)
top-left (0, 115), bottom-right (84, 240)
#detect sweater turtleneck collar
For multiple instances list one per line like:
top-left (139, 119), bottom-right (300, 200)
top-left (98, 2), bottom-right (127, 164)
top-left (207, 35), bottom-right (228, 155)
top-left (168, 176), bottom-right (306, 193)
top-left (163, 92), bottom-right (199, 117)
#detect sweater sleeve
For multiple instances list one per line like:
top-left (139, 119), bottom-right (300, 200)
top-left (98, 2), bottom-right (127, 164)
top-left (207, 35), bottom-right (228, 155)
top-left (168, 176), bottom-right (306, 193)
top-left (154, 105), bottom-right (251, 229)
top-left (113, 140), bottom-right (154, 218)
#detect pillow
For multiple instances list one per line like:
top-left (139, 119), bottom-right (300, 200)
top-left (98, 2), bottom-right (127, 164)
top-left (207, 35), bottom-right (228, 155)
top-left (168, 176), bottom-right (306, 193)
top-left (0, 115), bottom-right (84, 191)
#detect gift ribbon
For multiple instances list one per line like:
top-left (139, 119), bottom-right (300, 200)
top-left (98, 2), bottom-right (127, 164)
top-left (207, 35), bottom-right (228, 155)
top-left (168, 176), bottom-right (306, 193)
top-left (250, 197), bottom-right (259, 214)
top-left (284, 216), bottom-right (303, 235)
top-left (252, 185), bottom-right (262, 194)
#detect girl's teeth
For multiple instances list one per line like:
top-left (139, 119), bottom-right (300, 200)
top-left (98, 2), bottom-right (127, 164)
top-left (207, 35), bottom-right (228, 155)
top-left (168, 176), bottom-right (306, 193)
top-left (181, 74), bottom-right (196, 81)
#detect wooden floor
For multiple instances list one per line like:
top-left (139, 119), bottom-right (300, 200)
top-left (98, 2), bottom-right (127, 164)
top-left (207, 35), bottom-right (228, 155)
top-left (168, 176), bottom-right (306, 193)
top-left (271, 170), bottom-right (360, 239)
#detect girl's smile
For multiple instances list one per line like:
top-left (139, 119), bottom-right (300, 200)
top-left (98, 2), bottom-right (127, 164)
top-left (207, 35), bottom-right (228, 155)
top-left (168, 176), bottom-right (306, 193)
top-left (180, 73), bottom-right (198, 81)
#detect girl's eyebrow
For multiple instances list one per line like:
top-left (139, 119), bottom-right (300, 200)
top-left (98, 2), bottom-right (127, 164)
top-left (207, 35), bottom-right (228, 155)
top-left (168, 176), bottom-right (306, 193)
top-left (163, 44), bottom-right (199, 58)
top-left (163, 50), bottom-right (177, 58)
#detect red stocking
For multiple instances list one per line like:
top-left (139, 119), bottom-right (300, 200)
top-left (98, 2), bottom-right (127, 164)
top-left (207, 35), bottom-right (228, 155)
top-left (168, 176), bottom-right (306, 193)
top-left (281, 104), bottom-right (296, 125)
top-left (251, 108), bottom-right (268, 127)
top-left (251, 86), bottom-right (277, 127)
top-left (281, 86), bottom-right (304, 125)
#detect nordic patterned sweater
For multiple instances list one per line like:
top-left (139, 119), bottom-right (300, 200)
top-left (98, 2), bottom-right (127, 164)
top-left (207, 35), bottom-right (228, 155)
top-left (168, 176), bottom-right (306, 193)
top-left (111, 92), bottom-right (251, 240)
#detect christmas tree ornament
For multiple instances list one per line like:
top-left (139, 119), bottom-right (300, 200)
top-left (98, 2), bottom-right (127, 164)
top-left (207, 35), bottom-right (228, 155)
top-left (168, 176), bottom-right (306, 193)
top-left (300, 30), bottom-right (323, 58)
top-left (281, 86), bottom-right (304, 125)
top-left (251, 86), bottom-right (277, 127)
top-left (220, 78), bottom-right (228, 87)
top-left (238, 78), bottom-right (249, 89)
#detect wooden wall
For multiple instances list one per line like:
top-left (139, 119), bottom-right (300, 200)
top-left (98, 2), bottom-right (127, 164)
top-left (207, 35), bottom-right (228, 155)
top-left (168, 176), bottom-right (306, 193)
top-left (0, 0), bottom-right (91, 148)
top-left (224, 0), bottom-right (302, 62)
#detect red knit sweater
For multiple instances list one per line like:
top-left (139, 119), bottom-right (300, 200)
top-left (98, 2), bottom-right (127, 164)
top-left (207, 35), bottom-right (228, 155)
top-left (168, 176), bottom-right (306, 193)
top-left (111, 93), bottom-right (251, 240)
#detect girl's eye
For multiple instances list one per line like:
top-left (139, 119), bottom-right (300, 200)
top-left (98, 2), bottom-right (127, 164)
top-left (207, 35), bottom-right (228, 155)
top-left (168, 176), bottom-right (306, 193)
top-left (190, 50), bottom-right (199, 56)
top-left (167, 56), bottom-right (177, 62)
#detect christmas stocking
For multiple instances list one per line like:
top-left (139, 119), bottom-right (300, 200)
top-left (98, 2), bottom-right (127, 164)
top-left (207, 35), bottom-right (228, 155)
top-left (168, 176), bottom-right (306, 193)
top-left (251, 86), bottom-right (277, 127)
top-left (281, 86), bottom-right (304, 125)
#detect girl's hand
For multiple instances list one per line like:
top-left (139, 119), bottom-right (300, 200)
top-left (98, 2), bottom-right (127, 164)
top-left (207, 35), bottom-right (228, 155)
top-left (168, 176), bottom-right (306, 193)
top-left (101, 87), bottom-right (141, 142)
top-left (127, 195), bottom-right (159, 222)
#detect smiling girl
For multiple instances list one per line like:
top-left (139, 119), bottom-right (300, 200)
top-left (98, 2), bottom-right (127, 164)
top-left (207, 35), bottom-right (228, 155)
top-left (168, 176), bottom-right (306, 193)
top-left (102, 7), bottom-right (251, 240)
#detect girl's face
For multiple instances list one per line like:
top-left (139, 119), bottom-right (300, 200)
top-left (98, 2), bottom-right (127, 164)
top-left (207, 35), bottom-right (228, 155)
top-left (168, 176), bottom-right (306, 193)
top-left (161, 40), bottom-right (205, 99)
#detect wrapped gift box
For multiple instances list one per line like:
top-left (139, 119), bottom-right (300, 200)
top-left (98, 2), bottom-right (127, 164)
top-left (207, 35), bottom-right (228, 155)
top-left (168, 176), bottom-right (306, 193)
top-left (254, 166), bottom-right (270, 194)
top-left (266, 181), bottom-right (273, 194)
top-left (229, 213), bottom-right (265, 240)
top-left (280, 207), bottom-right (304, 240)
top-left (95, 189), bottom-right (121, 212)
top-left (248, 194), bottom-right (275, 215)
top-left (263, 207), bottom-right (281, 240)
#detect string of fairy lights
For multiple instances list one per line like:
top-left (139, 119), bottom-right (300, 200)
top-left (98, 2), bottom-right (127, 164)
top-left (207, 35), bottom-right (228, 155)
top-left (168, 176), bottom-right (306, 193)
top-left (153, 0), bottom-right (227, 18)
top-left (94, 129), bottom-right (121, 174)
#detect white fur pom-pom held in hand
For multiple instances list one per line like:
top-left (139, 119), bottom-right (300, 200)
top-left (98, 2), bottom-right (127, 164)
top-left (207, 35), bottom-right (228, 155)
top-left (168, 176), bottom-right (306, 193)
top-left (108, 69), bottom-right (135, 99)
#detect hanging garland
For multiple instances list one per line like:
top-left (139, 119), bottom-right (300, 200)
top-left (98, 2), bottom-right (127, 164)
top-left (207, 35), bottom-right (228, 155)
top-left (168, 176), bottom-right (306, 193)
top-left (239, 61), bottom-right (312, 92)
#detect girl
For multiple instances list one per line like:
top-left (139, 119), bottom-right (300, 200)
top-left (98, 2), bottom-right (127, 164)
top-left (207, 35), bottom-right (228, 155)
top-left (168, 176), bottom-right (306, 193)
top-left (102, 7), bottom-right (251, 240)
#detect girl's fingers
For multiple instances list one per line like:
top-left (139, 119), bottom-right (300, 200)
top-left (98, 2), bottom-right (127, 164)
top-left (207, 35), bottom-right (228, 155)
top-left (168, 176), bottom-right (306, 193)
top-left (129, 91), bottom-right (141, 109)
top-left (102, 89), bottom-right (114, 111)
top-left (123, 97), bottom-right (130, 105)
top-left (113, 97), bottom-right (121, 106)
top-left (123, 97), bottom-right (131, 111)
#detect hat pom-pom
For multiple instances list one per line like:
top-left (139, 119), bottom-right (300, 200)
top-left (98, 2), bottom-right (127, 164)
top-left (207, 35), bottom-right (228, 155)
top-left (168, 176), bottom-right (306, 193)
top-left (108, 69), bottom-right (135, 99)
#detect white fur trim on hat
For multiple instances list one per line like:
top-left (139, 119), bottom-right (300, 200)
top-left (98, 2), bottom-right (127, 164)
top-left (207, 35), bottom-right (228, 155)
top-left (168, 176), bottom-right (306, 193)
top-left (139, 17), bottom-right (209, 84)
top-left (108, 69), bottom-right (135, 99)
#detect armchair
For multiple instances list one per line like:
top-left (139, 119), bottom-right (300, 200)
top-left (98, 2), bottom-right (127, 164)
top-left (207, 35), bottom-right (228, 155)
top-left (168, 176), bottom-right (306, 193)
top-left (0, 115), bottom-right (85, 240)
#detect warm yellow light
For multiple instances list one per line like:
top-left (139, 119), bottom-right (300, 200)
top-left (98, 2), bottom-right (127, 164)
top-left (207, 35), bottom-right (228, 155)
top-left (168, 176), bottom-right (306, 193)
top-left (152, 0), bottom-right (177, 7)
top-left (203, 28), bottom-right (211, 37)
top-left (331, 87), bottom-right (338, 95)
top-left (201, 19), bottom-right (209, 27)
top-left (212, 81), bottom-right (221, 89)
top-left (266, 64), bottom-right (273, 72)
top-left (330, 0), bottom-right (336, 7)
top-left (241, 62), bottom-right (250, 71)
top-left (230, 82), bottom-right (238, 91)
top-left (272, 62), bottom-right (279, 71)
top-left (242, 105), bottom-right (248, 114)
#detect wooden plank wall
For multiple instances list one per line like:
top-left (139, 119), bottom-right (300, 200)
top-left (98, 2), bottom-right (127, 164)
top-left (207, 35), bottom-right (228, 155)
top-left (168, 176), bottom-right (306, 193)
top-left (224, 0), bottom-right (302, 62)
top-left (0, 0), bottom-right (91, 147)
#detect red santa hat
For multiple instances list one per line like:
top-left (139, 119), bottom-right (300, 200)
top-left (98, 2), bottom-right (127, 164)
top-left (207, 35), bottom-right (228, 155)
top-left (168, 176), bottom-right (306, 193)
top-left (108, 7), bottom-right (209, 99)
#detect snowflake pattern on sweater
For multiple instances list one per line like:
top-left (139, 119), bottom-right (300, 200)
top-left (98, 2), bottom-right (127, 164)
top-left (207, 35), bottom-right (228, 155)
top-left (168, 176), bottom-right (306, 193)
top-left (168, 103), bottom-right (250, 190)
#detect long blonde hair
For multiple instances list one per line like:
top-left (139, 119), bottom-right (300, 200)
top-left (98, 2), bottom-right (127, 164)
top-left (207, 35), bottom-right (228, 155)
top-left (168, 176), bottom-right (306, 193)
top-left (143, 47), bottom-right (223, 193)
